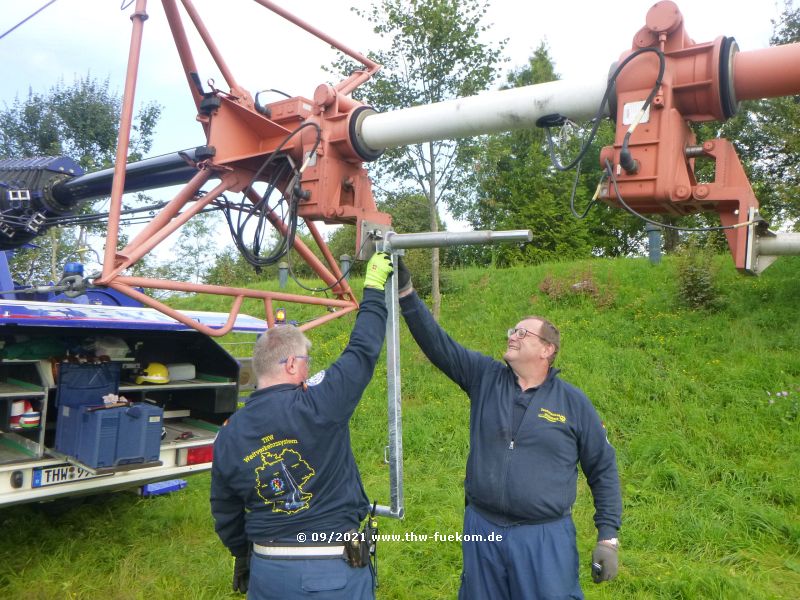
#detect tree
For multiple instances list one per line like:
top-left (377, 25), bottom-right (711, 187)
top-left (170, 210), bottom-right (216, 284)
top-left (334, 0), bottom-right (505, 318)
top-left (205, 247), bottom-right (263, 287)
top-left (464, 44), bottom-right (643, 266)
top-left (715, 0), bottom-right (800, 230)
top-left (0, 75), bottom-right (161, 283)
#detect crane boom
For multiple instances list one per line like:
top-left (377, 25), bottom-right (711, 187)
top-left (358, 76), bottom-right (610, 151)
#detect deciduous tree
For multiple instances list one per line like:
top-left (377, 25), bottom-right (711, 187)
top-left (332, 0), bottom-right (505, 318)
top-left (0, 75), bottom-right (161, 283)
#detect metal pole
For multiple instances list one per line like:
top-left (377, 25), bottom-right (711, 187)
top-left (384, 229), bottom-right (532, 251)
top-left (340, 255), bottom-right (351, 281)
top-left (756, 233), bottom-right (800, 255)
top-left (278, 262), bottom-right (288, 288)
top-left (371, 228), bottom-right (531, 519)
top-left (744, 230), bottom-right (800, 275)
top-left (645, 223), bottom-right (662, 264)
top-left (103, 0), bottom-right (148, 278)
top-left (374, 252), bottom-right (404, 519)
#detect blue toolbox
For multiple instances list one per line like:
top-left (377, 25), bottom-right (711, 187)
top-left (57, 402), bottom-right (163, 469)
top-left (54, 363), bottom-right (163, 469)
top-left (54, 362), bottom-right (121, 459)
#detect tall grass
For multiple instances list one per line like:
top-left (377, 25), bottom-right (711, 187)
top-left (1, 255), bottom-right (799, 598)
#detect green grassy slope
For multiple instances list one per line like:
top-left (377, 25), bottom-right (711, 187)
top-left (1, 255), bottom-right (798, 599)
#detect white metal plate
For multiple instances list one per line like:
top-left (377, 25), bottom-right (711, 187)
top-left (622, 101), bottom-right (651, 125)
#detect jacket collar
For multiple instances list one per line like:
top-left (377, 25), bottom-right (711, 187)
top-left (245, 383), bottom-right (303, 404)
top-left (505, 364), bottom-right (560, 389)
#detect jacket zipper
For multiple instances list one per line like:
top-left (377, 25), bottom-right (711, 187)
top-left (500, 435), bottom-right (514, 514)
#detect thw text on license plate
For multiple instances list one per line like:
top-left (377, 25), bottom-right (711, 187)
top-left (32, 463), bottom-right (105, 487)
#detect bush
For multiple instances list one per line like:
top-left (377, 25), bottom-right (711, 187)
top-left (675, 238), bottom-right (724, 310)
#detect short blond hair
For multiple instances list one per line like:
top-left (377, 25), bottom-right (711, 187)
top-left (253, 326), bottom-right (311, 379)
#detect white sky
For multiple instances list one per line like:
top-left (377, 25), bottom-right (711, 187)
top-left (0, 0), bottom-right (785, 265)
top-left (1, 0), bottom-right (781, 156)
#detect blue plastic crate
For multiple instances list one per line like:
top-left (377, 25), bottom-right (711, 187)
top-left (56, 362), bottom-right (121, 408)
top-left (54, 362), bottom-right (122, 457)
top-left (55, 403), bottom-right (163, 469)
top-left (140, 479), bottom-right (187, 497)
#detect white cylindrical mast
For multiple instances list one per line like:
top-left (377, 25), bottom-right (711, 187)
top-left (358, 75), bottom-right (610, 152)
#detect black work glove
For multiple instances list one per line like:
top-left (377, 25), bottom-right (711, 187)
top-left (591, 541), bottom-right (618, 583)
top-left (396, 256), bottom-right (413, 295)
top-left (232, 551), bottom-right (250, 594)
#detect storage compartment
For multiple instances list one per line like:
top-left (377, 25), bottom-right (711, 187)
top-left (0, 361), bottom-right (47, 433)
top-left (2, 325), bottom-right (240, 466)
top-left (170, 385), bottom-right (238, 416)
top-left (0, 360), bottom-right (48, 461)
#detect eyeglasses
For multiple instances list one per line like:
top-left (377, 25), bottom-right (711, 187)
top-left (279, 355), bottom-right (311, 366)
top-left (507, 328), bottom-right (547, 343)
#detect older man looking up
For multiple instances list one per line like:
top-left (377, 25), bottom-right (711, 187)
top-left (396, 259), bottom-right (621, 599)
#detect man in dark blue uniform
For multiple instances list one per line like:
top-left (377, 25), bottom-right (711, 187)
top-left (210, 252), bottom-right (394, 600)
top-left (396, 261), bottom-right (621, 599)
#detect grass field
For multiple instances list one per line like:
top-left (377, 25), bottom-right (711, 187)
top-left (1, 254), bottom-right (799, 599)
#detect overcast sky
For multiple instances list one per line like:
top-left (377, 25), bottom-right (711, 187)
top-left (1, 0), bottom-right (783, 157)
top-left (0, 0), bottom-right (786, 265)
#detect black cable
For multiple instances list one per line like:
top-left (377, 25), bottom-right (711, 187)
top-left (617, 49), bottom-right (667, 172)
top-left (244, 122), bottom-right (320, 266)
top-left (221, 160), bottom-right (295, 269)
top-left (42, 200), bottom-right (172, 227)
top-left (567, 160), bottom-right (600, 219)
top-left (541, 48), bottom-right (665, 221)
top-left (0, 0), bottom-right (57, 42)
top-left (540, 47), bottom-right (666, 223)
top-left (543, 46), bottom-right (666, 173)
top-left (255, 88), bottom-right (292, 102)
top-left (285, 233), bottom-right (371, 294)
top-left (604, 159), bottom-right (753, 232)
top-left (218, 122), bottom-right (322, 270)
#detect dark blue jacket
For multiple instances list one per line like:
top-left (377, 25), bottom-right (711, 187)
top-left (210, 288), bottom-right (387, 556)
top-left (400, 291), bottom-right (621, 540)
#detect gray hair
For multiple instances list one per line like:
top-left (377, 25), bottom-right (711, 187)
top-left (522, 315), bottom-right (560, 366)
top-left (253, 326), bottom-right (312, 379)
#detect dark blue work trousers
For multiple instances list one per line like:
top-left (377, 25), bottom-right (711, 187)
top-left (248, 554), bottom-right (374, 599)
top-left (459, 505), bottom-right (584, 600)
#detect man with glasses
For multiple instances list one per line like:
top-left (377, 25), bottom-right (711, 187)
top-left (396, 260), bottom-right (621, 600)
top-left (210, 252), bottom-right (394, 600)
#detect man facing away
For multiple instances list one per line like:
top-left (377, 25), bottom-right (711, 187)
top-left (396, 259), bottom-right (622, 600)
top-left (210, 252), bottom-right (394, 600)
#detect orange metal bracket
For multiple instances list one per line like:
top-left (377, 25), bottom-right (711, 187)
top-left (599, 1), bottom-right (800, 271)
top-left (99, 0), bottom-right (392, 334)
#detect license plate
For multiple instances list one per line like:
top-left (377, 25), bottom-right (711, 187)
top-left (32, 463), bottom-right (106, 488)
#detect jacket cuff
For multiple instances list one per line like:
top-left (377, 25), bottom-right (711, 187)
top-left (597, 526), bottom-right (619, 541)
top-left (230, 544), bottom-right (250, 558)
top-left (398, 289), bottom-right (419, 311)
top-left (362, 287), bottom-right (385, 302)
